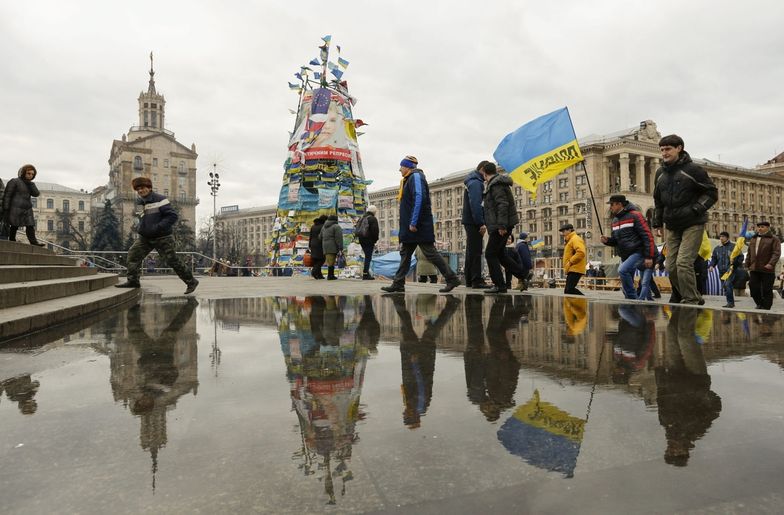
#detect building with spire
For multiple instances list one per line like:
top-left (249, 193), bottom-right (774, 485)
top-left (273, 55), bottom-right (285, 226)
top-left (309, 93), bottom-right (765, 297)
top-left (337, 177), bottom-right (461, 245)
top-left (106, 53), bottom-right (199, 239)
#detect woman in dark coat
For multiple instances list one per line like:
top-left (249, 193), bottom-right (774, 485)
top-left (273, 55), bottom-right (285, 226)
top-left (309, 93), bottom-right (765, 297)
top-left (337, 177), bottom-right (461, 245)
top-left (308, 215), bottom-right (327, 279)
top-left (319, 215), bottom-right (343, 281)
top-left (2, 164), bottom-right (44, 246)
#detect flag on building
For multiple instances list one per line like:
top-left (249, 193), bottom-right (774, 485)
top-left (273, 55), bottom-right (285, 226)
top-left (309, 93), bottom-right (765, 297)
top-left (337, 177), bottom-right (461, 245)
top-left (493, 107), bottom-right (583, 199)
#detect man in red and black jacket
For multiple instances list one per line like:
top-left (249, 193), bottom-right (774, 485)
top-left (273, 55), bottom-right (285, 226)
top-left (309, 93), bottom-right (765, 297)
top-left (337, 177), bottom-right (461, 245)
top-left (601, 194), bottom-right (656, 299)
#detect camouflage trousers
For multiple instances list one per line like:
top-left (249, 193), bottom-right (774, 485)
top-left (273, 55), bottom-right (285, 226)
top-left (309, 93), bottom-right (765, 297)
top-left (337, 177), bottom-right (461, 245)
top-left (126, 234), bottom-right (194, 284)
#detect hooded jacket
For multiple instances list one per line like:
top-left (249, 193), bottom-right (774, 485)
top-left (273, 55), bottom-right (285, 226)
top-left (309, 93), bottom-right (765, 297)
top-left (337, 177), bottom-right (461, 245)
top-left (2, 166), bottom-right (40, 227)
top-left (652, 151), bottom-right (717, 231)
top-left (482, 173), bottom-right (519, 231)
top-left (398, 169), bottom-right (435, 243)
top-left (136, 191), bottom-right (178, 239)
top-left (319, 218), bottom-right (344, 255)
top-left (604, 202), bottom-right (656, 260)
top-left (461, 170), bottom-right (485, 226)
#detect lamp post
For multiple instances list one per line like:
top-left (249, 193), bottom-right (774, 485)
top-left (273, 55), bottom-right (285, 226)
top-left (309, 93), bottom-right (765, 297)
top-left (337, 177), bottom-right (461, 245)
top-left (207, 164), bottom-right (221, 262)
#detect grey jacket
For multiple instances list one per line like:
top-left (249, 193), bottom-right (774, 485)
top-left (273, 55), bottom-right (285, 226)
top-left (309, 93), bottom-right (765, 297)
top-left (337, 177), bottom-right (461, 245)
top-left (319, 219), bottom-right (344, 255)
top-left (482, 173), bottom-right (519, 231)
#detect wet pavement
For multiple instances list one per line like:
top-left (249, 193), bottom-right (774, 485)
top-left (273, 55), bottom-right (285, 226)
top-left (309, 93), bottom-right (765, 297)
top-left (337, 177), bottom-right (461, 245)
top-left (2, 290), bottom-right (784, 514)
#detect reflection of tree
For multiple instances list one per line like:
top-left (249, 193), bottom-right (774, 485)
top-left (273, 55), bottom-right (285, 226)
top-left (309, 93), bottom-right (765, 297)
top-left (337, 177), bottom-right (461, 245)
top-left (656, 307), bottom-right (722, 467)
top-left (0, 374), bottom-right (40, 415)
top-left (464, 296), bottom-right (523, 421)
top-left (277, 296), bottom-right (371, 505)
top-left (110, 298), bottom-right (199, 490)
top-left (390, 295), bottom-right (460, 428)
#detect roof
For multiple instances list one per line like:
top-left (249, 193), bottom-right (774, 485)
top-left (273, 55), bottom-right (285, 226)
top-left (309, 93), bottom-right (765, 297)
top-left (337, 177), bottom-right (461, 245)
top-left (35, 182), bottom-right (91, 194)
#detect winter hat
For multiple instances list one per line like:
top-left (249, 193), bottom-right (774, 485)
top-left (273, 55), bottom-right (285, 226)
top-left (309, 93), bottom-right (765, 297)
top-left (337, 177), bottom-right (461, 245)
top-left (400, 155), bottom-right (418, 169)
top-left (367, 205), bottom-right (378, 214)
top-left (132, 176), bottom-right (153, 190)
top-left (327, 214), bottom-right (338, 221)
top-left (519, 232), bottom-right (528, 240)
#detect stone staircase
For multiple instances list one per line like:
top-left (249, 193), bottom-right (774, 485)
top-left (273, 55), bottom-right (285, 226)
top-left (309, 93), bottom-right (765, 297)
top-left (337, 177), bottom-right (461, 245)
top-left (0, 240), bottom-right (140, 344)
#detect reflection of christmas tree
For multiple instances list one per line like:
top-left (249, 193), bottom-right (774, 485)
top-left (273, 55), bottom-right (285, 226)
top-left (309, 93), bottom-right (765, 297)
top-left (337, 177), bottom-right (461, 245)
top-left (273, 296), bottom-right (369, 505)
top-left (269, 37), bottom-right (370, 270)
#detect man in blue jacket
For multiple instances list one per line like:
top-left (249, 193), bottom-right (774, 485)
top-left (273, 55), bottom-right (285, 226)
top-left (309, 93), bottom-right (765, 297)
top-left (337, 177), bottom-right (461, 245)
top-left (116, 176), bottom-right (199, 294)
top-left (382, 156), bottom-right (461, 293)
top-left (462, 162), bottom-right (488, 288)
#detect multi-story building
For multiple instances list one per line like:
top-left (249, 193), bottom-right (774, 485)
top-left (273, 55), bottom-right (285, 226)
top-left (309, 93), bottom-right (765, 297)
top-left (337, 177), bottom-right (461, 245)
top-left (370, 120), bottom-right (784, 264)
top-left (31, 182), bottom-right (93, 249)
top-left (105, 55), bottom-right (199, 239)
top-left (214, 204), bottom-right (278, 263)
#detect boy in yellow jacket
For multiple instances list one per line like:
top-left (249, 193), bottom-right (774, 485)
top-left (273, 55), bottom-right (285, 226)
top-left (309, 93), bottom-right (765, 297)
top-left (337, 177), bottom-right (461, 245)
top-left (560, 223), bottom-right (586, 295)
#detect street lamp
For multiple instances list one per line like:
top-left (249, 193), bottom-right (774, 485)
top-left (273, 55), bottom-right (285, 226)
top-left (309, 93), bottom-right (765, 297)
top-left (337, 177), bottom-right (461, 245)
top-left (207, 163), bottom-right (221, 261)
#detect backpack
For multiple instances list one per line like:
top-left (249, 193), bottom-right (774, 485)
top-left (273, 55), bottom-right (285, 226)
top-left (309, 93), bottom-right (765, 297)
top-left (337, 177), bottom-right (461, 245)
top-left (356, 215), bottom-right (371, 239)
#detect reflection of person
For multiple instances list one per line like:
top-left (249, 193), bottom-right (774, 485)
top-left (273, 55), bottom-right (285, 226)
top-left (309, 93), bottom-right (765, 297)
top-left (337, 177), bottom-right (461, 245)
top-left (464, 296), bottom-right (522, 421)
top-left (391, 294), bottom-right (460, 428)
top-left (560, 223), bottom-right (586, 295)
top-left (308, 215), bottom-right (327, 280)
top-left (656, 307), bottom-right (722, 466)
top-left (381, 156), bottom-right (460, 293)
top-left (563, 297), bottom-right (588, 337)
top-left (2, 164), bottom-right (45, 246)
top-left (355, 296), bottom-right (380, 352)
top-left (116, 177), bottom-right (199, 294)
top-left (1, 374), bottom-right (40, 414)
top-left (322, 296), bottom-right (345, 346)
top-left (652, 134), bottom-right (718, 305)
top-left (745, 221), bottom-right (781, 310)
top-left (612, 305), bottom-right (656, 384)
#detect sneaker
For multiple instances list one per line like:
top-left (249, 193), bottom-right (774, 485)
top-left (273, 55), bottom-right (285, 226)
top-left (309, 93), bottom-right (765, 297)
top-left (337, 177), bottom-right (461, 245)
top-left (381, 284), bottom-right (405, 293)
top-left (485, 286), bottom-right (507, 294)
top-left (722, 303), bottom-right (735, 308)
top-left (115, 281), bottom-right (140, 289)
top-left (184, 279), bottom-right (199, 294)
top-left (439, 279), bottom-right (461, 293)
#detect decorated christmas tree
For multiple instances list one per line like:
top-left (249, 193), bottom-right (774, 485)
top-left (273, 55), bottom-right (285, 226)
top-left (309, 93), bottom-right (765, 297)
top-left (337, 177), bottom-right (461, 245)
top-left (269, 36), bottom-right (370, 271)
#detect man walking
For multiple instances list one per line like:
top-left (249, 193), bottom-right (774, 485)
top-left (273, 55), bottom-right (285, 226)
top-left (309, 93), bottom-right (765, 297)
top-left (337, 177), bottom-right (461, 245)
top-left (745, 221), bottom-right (781, 310)
top-left (381, 156), bottom-right (461, 293)
top-left (652, 135), bottom-right (718, 305)
top-left (516, 233), bottom-right (533, 290)
top-left (560, 223), bottom-right (586, 295)
top-left (462, 161), bottom-right (488, 288)
top-left (116, 176), bottom-right (199, 294)
top-left (600, 194), bottom-right (656, 299)
top-left (356, 205), bottom-right (380, 279)
top-left (481, 162), bottom-right (527, 294)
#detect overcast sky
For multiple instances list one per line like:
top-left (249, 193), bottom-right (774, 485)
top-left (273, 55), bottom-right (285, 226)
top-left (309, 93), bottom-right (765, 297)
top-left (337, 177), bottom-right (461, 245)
top-left (2, 1), bottom-right (782, 225)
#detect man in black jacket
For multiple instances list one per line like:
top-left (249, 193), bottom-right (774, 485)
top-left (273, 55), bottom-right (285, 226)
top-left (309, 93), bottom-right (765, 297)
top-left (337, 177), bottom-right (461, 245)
top-left (357, 205), bottom-right (380, 280)
top-left (462, 162), bottom-right (489, 288)
top-left (481, 162), bottom-right (526, 294)
top-left (116, 177), bottom-right (199, 294)
top-left (652, 135), bottom-right (717, 305)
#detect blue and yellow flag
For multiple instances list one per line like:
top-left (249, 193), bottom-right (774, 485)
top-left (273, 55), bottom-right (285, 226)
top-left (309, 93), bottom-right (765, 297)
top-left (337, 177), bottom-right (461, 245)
top-left (493, 107), bottom-right (583, 199)
top-left (530, 238), bottom-right (544, 249)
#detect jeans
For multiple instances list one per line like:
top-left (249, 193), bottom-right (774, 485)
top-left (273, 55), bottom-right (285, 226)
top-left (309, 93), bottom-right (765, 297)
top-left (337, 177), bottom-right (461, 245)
top-left (619, 253), bottom-right (644, 299)
top-left (464, 224), bottom-right (484, 286)
top-left (361, 241), bottom-right (375, 275)
top-left (392, 242), bottom-right (457, 287)
top-left (665, 225), bottom-right (705, 304)
top-left (724, 270), bottom-right (735, 304)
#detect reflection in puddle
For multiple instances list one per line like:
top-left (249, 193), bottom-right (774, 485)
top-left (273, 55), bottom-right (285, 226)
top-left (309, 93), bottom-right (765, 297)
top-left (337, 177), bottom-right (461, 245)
top-left (2, 293), bottom-right (784, 512)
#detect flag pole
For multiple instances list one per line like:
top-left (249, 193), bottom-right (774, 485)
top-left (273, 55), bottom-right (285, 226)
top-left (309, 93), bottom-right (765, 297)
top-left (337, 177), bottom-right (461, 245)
top-left (564, 107), bottom-right (605, 237)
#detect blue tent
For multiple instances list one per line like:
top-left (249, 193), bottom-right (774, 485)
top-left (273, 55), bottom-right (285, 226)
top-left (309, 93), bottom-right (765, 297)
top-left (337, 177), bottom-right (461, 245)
top-left (370, 252), bottom-right (416, 278)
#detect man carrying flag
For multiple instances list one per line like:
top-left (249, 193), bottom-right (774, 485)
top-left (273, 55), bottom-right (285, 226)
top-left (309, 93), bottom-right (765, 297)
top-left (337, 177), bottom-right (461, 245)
top-left (719, 220), bottom-right (749, 308)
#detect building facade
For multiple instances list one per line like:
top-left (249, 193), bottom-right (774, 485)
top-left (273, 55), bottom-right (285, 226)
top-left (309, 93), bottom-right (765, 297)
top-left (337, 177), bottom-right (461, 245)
top-left (214, 204), bottom-right (278, 263)
top-left (31, 182), bottom-right (93, 249)
top-left (105, 55), bottom-right (199, 239)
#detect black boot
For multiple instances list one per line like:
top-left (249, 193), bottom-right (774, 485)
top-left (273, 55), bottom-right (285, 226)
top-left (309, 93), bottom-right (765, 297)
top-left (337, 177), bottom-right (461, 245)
top-left (327, 266), bottom-right (337, 280)
top-left (116, 280), bottom-right (141, 288)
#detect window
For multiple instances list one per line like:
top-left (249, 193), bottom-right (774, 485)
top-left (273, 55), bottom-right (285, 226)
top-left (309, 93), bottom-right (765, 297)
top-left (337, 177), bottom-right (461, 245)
top-left (543, 181), bottom-right (552, 191)
top-left (153, 158), bottom-right (158, 167)
top-left (78, 200), bottom-right (84, 211)
top-left (543, 195), bottom-right (551, 204)
top-left (31, 198), bottom-right (37, 208)
top-left (143, 111), bottom-right (149, 127)
top-left (544, 235), bottom-right (553, 246)
top-left (577, 218), bottom-right (587, 228)
top-left (47, 220), bottom-right (54, 231)
top-left (178, 161), bottom-right (186, 175)
top-left (164, 189), bottom-right (169, 196)
top-left (134, 156), bottom-right (143, 171)
top-left (576, 175), bottom-right (586, 185)
top-left (558, 206), bottom-right (568, 216)
top-left (62, 200), bottom-right (70, 212)
top-left (78, 221), bottom-right (85, 231)
top-left (558, 178), bottom-right (568, 188)
top-left (529, 223), bottom-right (537, 232)
top-left (164, 159), bottom-right (169, 168)
top-left (151, 112), bottom-right (157, 128)
top-left (47, 198), bottom-right (54, 209)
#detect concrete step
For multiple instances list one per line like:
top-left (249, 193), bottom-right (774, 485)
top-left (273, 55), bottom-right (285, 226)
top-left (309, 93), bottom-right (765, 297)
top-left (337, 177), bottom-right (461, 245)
top-left (0, 286), bottom-right (140, 344)
top-left (0, 273), bottom-right (119, 309)
top-left (0, 250), bottom-right (78, 266)
top-left (0, 265), bottom-right (97, 284)
top-left (0, 239), bottom-right (59, 256)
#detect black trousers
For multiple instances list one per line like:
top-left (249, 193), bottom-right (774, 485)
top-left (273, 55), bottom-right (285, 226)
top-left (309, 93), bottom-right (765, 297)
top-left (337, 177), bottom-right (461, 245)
top-left (485, 230), bottom-right (523, 288)
top-left (565, 272), bottom-right (584, 295)
top-left (361, 242), bottom-right (375, 275)
top-left (311, 256), bottom-right (325, 278)
top-left (392, 242), bottom-right (456, 287)
top-left (749, 271), bottom-right (775, 309)
top-left (464, 224), bottom-right (484, 286)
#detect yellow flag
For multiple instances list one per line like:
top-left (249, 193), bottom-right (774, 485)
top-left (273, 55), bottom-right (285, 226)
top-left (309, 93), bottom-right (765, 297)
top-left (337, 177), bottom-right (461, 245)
top-left (698, 230), bottom-right (711, 260)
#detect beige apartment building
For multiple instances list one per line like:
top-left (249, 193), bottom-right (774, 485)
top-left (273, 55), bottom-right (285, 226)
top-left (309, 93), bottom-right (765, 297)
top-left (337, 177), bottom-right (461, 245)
top-left (31, 182), bottom-right (93, 249)
top-left (105, 56), bottom-right (199, 238)
top-left (214, 120), bottom-right (784, 266)
top-left (214, 205), bottom-right (278, 262)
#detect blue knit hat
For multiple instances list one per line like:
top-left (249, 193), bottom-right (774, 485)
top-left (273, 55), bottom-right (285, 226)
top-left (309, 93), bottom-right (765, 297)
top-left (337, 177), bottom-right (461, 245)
top-left (400, 155), bottom-right (418, 169)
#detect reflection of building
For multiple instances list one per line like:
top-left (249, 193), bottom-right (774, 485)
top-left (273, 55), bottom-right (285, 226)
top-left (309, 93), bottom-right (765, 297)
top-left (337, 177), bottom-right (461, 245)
top-left (271, 296), bottom-right (373, 505)
top-left (106, 55), bottom-right (199, 238)
top-left (108, 298), bottom-right (199, 489)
